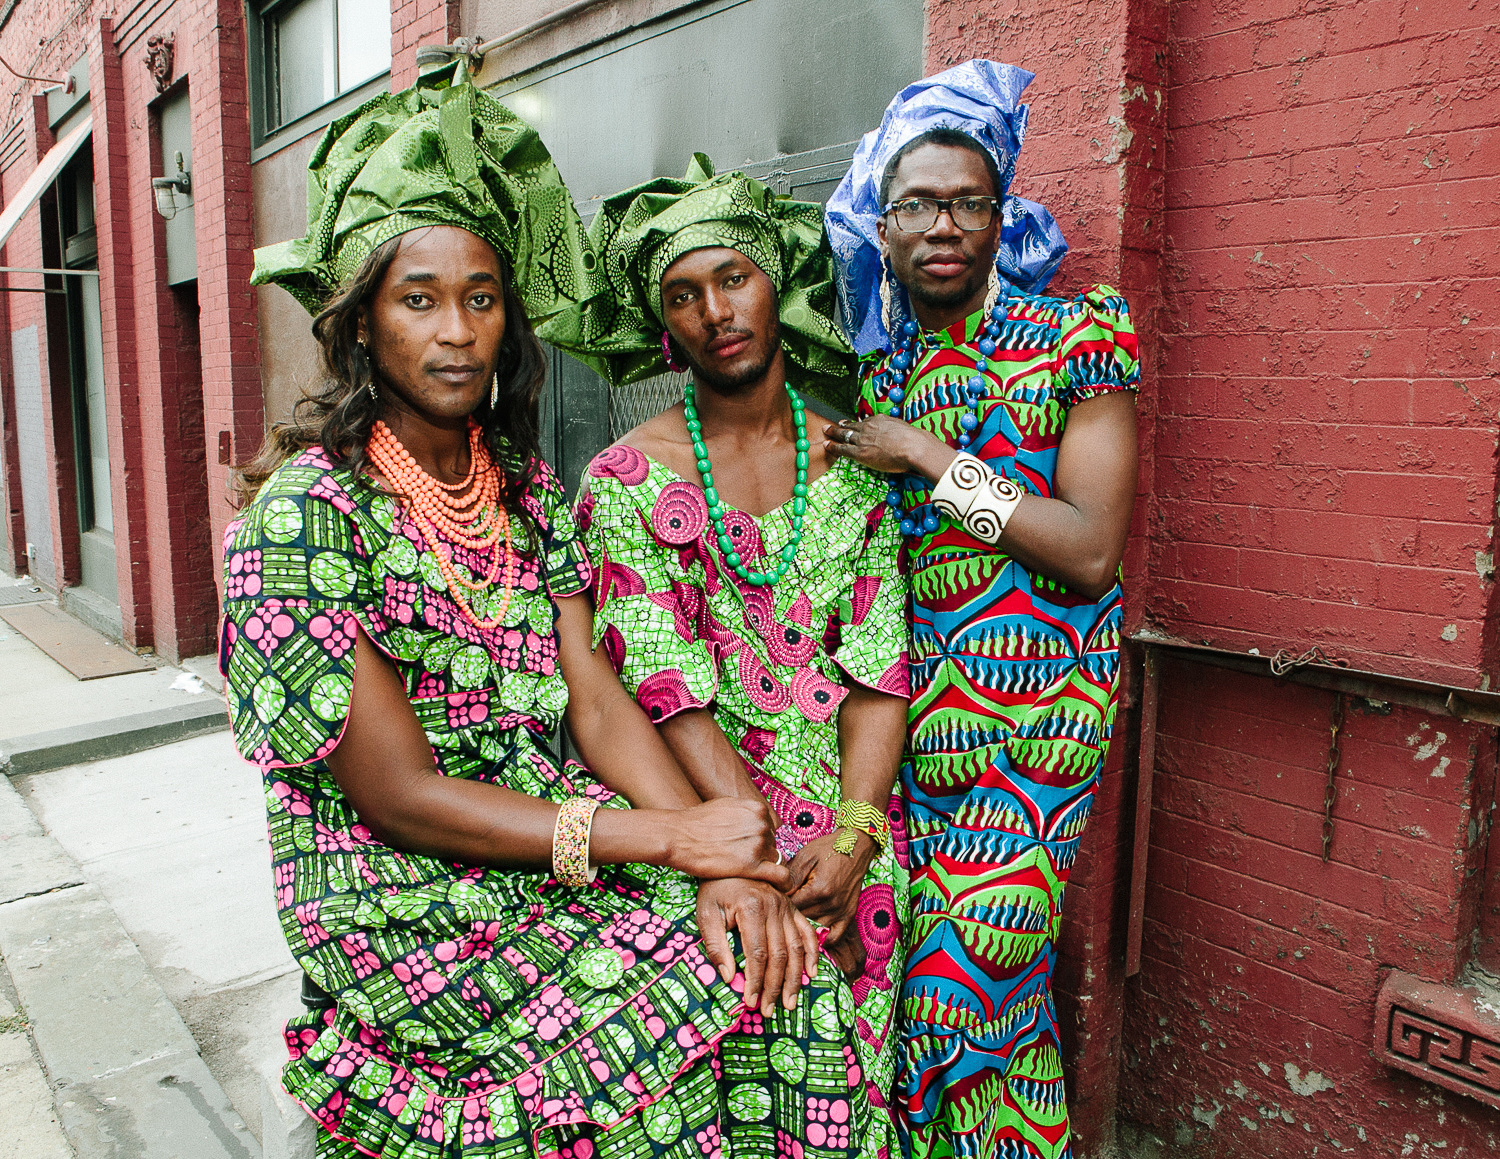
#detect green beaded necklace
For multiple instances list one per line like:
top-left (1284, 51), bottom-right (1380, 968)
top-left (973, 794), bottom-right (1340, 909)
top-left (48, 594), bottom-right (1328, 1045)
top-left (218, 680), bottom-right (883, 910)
top-left (683, 381), bottom-right (808, 587)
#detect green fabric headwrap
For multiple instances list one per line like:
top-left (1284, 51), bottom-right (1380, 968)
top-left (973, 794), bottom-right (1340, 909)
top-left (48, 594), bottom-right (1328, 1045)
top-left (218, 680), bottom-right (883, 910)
top-left (552, 155), bottom-right (858, 413)
top-left (251, 63), bottom-right (597, 328)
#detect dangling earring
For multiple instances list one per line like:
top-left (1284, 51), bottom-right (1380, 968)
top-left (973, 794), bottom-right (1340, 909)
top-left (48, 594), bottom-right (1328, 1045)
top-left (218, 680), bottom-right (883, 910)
top-left (878, 253), bottom-right (895, 340)
top-left (982, 262), bottom-right (1003, 316)
top-left (356, 338), bottom-right (378, 402)
top-left (661, 330), bottom-right (689, 374)
top-left (490, 372), bottom-right (499, 410)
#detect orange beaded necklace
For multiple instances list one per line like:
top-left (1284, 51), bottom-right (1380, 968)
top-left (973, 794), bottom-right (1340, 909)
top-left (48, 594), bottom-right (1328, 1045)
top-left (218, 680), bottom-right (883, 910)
top-left (366, 418), bottom-right (517, 629)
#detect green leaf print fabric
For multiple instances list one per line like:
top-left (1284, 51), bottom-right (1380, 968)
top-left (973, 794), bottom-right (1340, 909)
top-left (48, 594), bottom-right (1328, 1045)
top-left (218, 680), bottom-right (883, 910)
top-left (577, 444), bottom-right (914, 1153)
top-left (221, 447), bottom-right (909, 1159)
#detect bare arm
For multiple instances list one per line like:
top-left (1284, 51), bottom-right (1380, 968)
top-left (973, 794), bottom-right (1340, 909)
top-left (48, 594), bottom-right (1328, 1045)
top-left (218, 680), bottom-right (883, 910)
top-left (824, 391), bottom-right (1139, 599)
top-left (324, 622), bottom-right (787, 883)
top-left (653, 697), bottom-right (823, 1015)
top-left (556, 593), bottom-right (701, 812)
top-left (658, 708), bottom-right (764, 805)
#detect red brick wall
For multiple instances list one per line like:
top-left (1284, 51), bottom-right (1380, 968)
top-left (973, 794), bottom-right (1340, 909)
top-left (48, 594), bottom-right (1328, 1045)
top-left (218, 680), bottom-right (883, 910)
top-left (89, 17), bottom-right (153, 646)
top-left (924, 0), bottom-right (1500, 1154)
top-left (392, 0), bottom-right (460, 89)
top-left (187, 0), bottom-right (263, 642)
top-left (1143, 0), bottom-right (1500, 690)
top-left (1119, 657), bottom-right (1499, 1156)
top-left (1112, 2), bottom-right (1500, 1151)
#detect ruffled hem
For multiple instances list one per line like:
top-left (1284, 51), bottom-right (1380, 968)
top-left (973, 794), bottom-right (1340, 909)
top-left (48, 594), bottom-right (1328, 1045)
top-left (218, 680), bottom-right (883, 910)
top-left (282, 938), bottom-right (750, 1158)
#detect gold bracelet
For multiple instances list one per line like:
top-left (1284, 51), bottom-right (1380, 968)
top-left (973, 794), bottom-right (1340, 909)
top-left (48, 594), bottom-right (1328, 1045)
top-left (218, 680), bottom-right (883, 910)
top-left (831, 799), bottom-right (891, 857)
top-left (552, 797), bottom-right (600, 887)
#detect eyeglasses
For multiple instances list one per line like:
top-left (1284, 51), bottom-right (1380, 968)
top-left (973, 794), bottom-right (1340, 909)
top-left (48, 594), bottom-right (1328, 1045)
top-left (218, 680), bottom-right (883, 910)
top-left (882, 196), bottom-right (1001, 233)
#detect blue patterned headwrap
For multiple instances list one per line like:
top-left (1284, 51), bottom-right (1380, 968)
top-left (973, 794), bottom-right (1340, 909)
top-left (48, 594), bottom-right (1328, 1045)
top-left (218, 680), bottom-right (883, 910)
top-left (825, 60), bottom-right (1069, 355)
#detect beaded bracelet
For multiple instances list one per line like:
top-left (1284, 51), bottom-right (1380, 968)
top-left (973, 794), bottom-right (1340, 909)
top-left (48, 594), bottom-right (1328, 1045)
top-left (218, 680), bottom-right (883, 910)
top-left (553, 797), bottom-right (600, 887)
top-left (832, 799), bottom-right (892, 857)
top-left (931, 452), bottom-right (1025, 545)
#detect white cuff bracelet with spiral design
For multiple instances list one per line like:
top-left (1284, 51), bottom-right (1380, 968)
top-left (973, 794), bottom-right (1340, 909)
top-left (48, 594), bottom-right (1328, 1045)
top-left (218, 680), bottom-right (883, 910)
top-left (930, 452), bottom-right (1025, 545)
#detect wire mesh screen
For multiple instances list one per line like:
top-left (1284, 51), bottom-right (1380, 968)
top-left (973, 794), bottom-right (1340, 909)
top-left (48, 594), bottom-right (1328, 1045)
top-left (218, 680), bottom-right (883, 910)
top-left (609, 370), bottom-right (692, 439)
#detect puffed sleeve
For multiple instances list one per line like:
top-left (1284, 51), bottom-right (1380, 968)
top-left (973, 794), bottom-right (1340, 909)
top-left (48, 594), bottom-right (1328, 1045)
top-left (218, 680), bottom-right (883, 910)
top-left (1055, 285), bottom-right (1141, 409)
top-left (218, 462), bottom-right (374, 769)
top-left (575, 448), bottom-right (721, 723)
top-left (827, 471), bottom-right (909, 698)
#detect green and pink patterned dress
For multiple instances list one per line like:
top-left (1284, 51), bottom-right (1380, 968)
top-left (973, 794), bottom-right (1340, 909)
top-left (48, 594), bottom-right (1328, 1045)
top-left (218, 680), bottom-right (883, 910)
top-left (577, 445), bottom-right (912, 1157)
top-left (221, 446), bottom-right (904, 1159)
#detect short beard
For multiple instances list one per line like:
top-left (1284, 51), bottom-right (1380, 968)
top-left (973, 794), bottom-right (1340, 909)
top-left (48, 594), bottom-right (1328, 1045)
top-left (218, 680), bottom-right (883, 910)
top-left (688, 316), bottom-right (782, 396)
top-left (904, 265), bottom-right (989, 313)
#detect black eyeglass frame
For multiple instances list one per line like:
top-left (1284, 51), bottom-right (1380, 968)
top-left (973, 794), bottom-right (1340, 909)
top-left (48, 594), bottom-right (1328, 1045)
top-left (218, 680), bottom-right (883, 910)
top-left (881, 195), bottom-right (1002, 233)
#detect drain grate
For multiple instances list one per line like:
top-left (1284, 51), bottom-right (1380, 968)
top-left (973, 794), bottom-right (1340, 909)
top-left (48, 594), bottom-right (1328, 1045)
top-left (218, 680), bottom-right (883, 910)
top-left (0, 585), bottom-right (48, 607)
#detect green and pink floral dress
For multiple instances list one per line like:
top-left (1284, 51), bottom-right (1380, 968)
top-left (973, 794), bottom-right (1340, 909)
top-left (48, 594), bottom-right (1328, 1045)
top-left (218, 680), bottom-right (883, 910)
top-left (221, 446), bottom-right (902, 1159)
top-left (577, 445), bottom-right (912, 1155)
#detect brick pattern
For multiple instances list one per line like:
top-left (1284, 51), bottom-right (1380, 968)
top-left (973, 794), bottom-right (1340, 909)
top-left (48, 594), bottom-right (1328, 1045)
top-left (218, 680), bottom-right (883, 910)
top-left (188, 0), bottom-right (264, 651)
top-left (1118, 655), bottom-right (1500, 1156)
top-left (88, 17), bottom-right (152, 646)
top-left (0, 0), bottom-right (261, 659)
top-left (1144, 0), bottom-right (1500, 689)
top-left (391, 0), bottom-right (458, 88)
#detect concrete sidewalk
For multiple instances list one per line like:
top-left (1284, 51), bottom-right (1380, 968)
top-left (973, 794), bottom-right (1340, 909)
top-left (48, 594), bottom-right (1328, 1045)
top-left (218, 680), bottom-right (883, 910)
top-left (0, 592), bottom-right (312, 1158)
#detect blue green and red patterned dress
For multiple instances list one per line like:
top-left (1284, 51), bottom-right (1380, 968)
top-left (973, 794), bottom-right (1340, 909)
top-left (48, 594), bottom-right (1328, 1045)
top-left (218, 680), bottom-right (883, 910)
top-left (219, 447), bottom-right (902, 1159)
top-left (854, 288), bottom-right (1139, 1159)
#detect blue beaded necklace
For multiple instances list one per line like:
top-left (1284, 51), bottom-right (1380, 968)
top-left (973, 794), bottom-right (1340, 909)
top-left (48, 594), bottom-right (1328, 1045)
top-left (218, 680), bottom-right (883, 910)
top-left (871, 296), bottom-right (1011, 538)
top-left (683, 381), bottom-right (808, 587)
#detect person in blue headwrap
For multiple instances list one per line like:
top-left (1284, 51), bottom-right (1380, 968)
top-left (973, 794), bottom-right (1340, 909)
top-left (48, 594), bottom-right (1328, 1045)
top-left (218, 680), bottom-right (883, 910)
top-left (822, 60), bottom-right (1142, 1159)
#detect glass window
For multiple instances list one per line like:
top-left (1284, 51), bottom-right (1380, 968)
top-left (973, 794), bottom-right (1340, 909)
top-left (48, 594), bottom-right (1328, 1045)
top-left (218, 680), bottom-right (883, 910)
top-left (337, 0), bottom-right (391, 91)
top-left (262, 0), bottom-right (389, 131)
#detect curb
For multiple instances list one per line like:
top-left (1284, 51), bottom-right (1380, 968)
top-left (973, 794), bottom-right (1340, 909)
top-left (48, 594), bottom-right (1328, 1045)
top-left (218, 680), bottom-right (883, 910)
top-left (1, 701), bottom-right (230, 776)
top-left (0, 884), bottom-right (262, 1158)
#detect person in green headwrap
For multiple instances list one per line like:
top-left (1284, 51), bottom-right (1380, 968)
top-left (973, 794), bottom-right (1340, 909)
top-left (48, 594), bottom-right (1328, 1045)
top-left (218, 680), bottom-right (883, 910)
top-left (226, 69), bottom-right (825, 1159)
top-left (563, 157), bottom-right (913, 1158)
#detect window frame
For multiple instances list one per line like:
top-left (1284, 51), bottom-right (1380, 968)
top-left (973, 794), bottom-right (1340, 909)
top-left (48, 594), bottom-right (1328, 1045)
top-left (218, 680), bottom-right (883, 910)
top-left (246, 0), bottom-right (391, 150)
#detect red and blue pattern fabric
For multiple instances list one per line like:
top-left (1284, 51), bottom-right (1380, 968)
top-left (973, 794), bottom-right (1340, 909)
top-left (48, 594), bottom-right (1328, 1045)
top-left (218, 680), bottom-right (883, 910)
top-left (856, 287), bottom-right (1139, 1159)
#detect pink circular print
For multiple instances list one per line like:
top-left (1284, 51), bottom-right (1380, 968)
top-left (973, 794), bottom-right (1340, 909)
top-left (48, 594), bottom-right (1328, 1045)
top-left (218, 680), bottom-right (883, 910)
top-left (588, 445), bottom-right (650, 486)
top-left (651, 482), bottom-right (709, 546)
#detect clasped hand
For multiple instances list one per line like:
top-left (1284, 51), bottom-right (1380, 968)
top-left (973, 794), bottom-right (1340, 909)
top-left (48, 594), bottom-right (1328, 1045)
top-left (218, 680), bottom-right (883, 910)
top-left (680, 800), bottom-right (873, 1017)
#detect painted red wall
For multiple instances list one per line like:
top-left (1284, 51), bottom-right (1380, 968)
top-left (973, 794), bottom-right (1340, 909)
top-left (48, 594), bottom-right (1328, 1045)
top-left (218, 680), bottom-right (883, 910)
top-left (925, 0), bottom-right (1500, 1154)
top-left (1144, 0), bottom-right (1500, 690)
top-left (1119, 657), bottom-right (1498, 1156)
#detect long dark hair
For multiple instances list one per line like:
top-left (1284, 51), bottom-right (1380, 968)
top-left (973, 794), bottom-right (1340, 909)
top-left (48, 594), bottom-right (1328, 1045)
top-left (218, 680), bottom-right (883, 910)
top-left (237, 233), bottom-right (548, 548)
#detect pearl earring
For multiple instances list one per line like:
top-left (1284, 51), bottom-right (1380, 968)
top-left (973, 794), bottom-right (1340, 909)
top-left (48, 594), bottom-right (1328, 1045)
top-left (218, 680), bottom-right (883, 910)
top-left (490, 372), bottom-right (499, 410)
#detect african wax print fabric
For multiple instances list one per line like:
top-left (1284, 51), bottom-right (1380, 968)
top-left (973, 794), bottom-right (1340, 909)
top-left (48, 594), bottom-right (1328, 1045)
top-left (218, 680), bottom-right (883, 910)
top-left (220, 450), bottom-right (895, 1159)
top-left (551, 154), bottom-right (859, 413)
top-left (852, 288), bottom-right (1139, 1159)
top-left (251, 62), bottom-right (598, 332)
top-left (578, 447), bottom-right (913, 1157)
top-left (825, 60), bottom-right (1069, 357)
